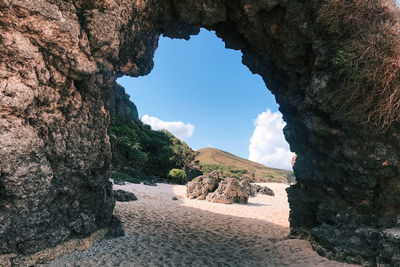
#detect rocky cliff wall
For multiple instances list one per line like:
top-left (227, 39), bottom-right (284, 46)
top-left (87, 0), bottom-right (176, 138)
top-left (0, 0), bottom-right (117, 260)
top-left (0, 0), bottom-right (399, 265)
top-left (107, 82), bottom-right (139, 125)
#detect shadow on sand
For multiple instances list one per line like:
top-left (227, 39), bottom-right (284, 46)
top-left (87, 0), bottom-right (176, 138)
top-left (46, 183), bottom-right (358, 267)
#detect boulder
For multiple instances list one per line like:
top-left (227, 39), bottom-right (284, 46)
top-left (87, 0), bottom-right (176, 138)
top-left (259, 185), bottom-right (275, 196)
top-left (143, 181), bottom-right (157, 186)
top-left (206, 178), bottom-right (249, 204)
top-left (247, 183), bottom-right (262, 197)
top-left (113, 190), bottom-right (137, 202)
top-left (246, 183), bottom-right (274, 197)
top-left (183, 165), bottom-right (203, 180)
top-left (113, 179), bottom-right (126, 186)
top-left (186, 170), bottom-right (222, 199)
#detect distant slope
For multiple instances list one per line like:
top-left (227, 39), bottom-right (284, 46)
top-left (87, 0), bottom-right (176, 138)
top-left (195, 147), bottom-right (295, 183)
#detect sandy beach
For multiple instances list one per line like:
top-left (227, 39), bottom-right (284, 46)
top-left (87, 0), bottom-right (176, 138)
top-left (47, 183), bottom-right (358, 266)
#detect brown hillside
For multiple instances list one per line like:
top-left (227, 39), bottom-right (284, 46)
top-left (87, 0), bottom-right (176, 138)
top-left (195, 147), bottom-right (295, 183)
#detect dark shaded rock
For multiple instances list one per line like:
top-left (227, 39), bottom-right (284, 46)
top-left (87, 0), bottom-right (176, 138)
top-left (377, 228), bottom-right (400, 266)
top-left (109, 83), bottom-right (139, 124)
top-left (247, 183), bottom-right (262, 197)
top-left (113, 190), bottom-right (137, 202)
top-left (247, 183), bottom-right (274, 197)
top-left (172, 197), bottom-right (178, 201)
top-left (113, 179), bottom-right (126, 186)
top-left (206, 178), bottom-right (249, 204)
top-left (259, 186), bottom-right (275, 196)
top-left (184, 165), bottom-right (203, 181)
top-left (143, 181), bottom-right (157, 186)
top-left (105, 215), bottom-right (125, 239)
top-left (310, 224), bottom-right (379, 265)
top-left (186, 170), bottom-right (222, 200)
top-left (110, 169), bottom-right (142, 184)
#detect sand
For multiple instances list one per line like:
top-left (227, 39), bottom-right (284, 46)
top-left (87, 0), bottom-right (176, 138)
top-left (47, 183), bottom-right (358, 267)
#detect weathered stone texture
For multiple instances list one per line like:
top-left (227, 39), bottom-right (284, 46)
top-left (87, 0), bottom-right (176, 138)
top-left (113, 189), bottom-right (137, 202)
top-left (0, 0), bottom-right (115, 258)
top-left (206, 178), bottom-right (249, 204)
top-left (186, 170), bottom-right (221, 200)
top-left (1, 0), bottom-right (399, 265)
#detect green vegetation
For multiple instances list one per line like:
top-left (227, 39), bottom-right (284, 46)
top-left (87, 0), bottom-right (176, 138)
top-left (111, 171), bottom-right (135, 181)
top-left (168, 169), bottom-right (187, 184)
top-left (110, 121), bottom-right (197, 179)
top-left (195, 148), bottom-right (295, 183)
top-left (317, 0), bottom-right (400, 129)
top-left (110, 126), bottom-right (295, 184)
top-left (199, 163), bottom-right (249, 179)
top-left (111, 171), bottom-right (142, 183)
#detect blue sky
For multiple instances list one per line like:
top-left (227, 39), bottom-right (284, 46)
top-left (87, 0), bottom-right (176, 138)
top-left (117, 29), bottom-right (294, 169)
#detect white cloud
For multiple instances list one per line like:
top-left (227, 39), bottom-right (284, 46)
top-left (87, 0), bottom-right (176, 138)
top-left (141, 115), bottom-right (195, 141)
top-left (248, 109), bottom-right (295, 170)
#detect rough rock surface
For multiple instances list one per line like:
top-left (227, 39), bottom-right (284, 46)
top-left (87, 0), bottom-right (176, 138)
top-left (113, 190), bottom-right (137, 202)
top-left (247, 183), bottom-right (275, 197)
top-left (377, 228), bottom-right (400, 266)
top-left (113, 179), bottom-right (126, 186)
top-left (105, 215), bottom-right (125, 239)
top-left (247, 183), bottom-right (261, 197)
top-left (186, 170), bottom-right (221, 200)
top-left (1, 0), bottom-right (399, 265)
top-left (259, 186), bottom-right (275, 197)
top-left (108, 83), bottom-right (139, 125)
top-left (206, 178), bottom-right (249, 204)
top-left (183, 165), bottom-right (203, 181)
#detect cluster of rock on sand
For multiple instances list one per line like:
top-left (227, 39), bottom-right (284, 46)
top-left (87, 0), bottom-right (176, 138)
top-left (186, 170), bottom-right (275, 204)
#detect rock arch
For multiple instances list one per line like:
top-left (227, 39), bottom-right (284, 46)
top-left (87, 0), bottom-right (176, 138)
top-left (0, 0), bottom-right (399, 265)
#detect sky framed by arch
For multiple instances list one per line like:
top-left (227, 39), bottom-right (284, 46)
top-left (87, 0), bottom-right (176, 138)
top-left (117, 29), bottom-right (294, 170)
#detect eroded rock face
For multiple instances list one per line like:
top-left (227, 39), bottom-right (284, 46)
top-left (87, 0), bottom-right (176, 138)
top-left (247, 183), bottom-right (275, 197)
top-left (0, 1), bottom-right (115, 257)
top-left (1, 0), bottom-right (399, 265)
top-left (259, 186), bottom-right (275, 197)
top-left (186, 170), bottom-right (221, 200)
top-left (247, 183), bottom-right (260, 197)
top-left (206, 178), bottom-right (249, 204)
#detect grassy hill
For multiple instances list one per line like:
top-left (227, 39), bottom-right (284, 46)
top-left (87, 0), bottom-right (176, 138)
top-left (195, 147), bottom-right (295, 184)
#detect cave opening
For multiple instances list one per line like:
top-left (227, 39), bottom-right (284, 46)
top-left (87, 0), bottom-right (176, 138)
top-left (109, 28), bottom-right (296, 238)
top-left (1, 1), bottom-right (399, 265)
top-left (107, 28), bottom-right (297, 259)
top-left (115, 28), bottom-right (294, 172)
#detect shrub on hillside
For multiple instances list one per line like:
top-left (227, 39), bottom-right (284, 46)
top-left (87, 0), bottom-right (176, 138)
top-left (168, 169), bottom-right (187, 184)
top-left (199, 163), bottom-right (249, 179)
top-left (110, 121), bottom-right (197, 179)
top-left (111, 171), bottom-right (138, 183)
